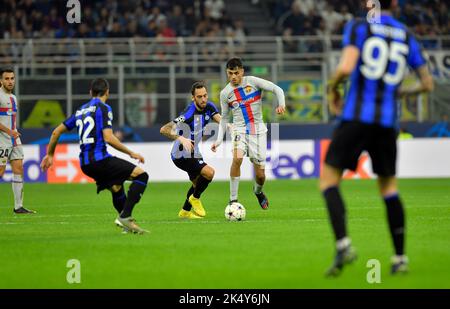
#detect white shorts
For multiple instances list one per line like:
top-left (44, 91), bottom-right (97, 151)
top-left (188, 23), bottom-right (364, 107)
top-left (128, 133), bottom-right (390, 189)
top-left (232, 132), bottom-right (267, 166)
top-left (0, 145), bottom-right (24, 166)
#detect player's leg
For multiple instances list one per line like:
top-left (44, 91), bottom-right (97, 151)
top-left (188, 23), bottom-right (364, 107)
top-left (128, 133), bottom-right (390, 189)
top-left (180, 181), bottom-right (195, 211)
top-left (109, 184), bottom-right (126, 214)
top-left (250, 133), bottom-right (268, 209)
top-left (10, 155), bottom-right (35, 214)
top-left (320, 122), bottom-right (363, 276)
top-left (109, 184), bottom-right (130, 233)
top-left (371, 126), bottom-right (407, 274)
top-left (120, 166), bottom-right (148, 219)
top-left (178, 179), bottom-right (202, 219)
top-left (230, 148), bottom-right (244, 203)
top-left (188, 165), bottom-right (215, 217)
top-left (320, 163), bottom-right (355, 276)
top-left (229, 132), bottom-right (246, 203)
top-left (253, 163), bottom-right (268, 209)
top-left (117, 166), bottom-right (149, 234)
top-left (378, 176), bottom-right (408, 274)
top-left (193, 165), bottom-right (214, 199)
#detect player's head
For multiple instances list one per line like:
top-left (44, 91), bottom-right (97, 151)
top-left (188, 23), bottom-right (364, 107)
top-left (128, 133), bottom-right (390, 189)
top-left (226, 57), bottom-right (244, 86)
top-left (90, 78), bottom-right (110, 99)
top-left (191, 81), bottom-right (208, 110)
top-left (0, 68), bottom-right (15, 92)
top-left (379, 0), bottom-right (396, 10)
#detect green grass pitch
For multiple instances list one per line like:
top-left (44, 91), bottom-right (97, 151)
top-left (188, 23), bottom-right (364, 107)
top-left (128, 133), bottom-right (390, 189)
top-left (0, 179), bottom-right (449, 288)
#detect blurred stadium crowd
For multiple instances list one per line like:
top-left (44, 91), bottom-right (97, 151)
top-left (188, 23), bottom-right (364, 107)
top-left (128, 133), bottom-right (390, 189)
top-left (270, 0), bottom-right (449, 36)
top-left (0, 0), bottom-right (448, 40)
top-left (0, 0), bottom-right (243, 39)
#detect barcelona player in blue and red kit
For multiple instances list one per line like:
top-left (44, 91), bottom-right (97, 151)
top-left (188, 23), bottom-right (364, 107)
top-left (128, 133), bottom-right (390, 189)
top-left (41, 78), bottom-right (149, 234)
top-left (320, 0), bottom-right (434, 276)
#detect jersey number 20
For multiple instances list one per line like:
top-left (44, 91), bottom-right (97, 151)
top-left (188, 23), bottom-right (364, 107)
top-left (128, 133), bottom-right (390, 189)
top-left (360, 37), bottom-right (409, 86)
top-left (76, 116), bottom-right (95, 145)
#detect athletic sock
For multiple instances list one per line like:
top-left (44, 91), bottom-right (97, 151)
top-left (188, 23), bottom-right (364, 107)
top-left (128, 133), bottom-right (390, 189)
top-left (182, 186), bottom-right (195, 211)
top-left (230, 176), bottom-right (240, 201)
top-left (323, 186), bottom-right (347, 241)
top-left (12, 174), bottom-right (24, 210)
top-left (112, 186), bottom-right (126, 214)
top-left (384, 193), bottom-right (406, 256)
top-left (120, 173), bottom-right (149, 219)
top-left (193, 176), bottom-right (211, 198)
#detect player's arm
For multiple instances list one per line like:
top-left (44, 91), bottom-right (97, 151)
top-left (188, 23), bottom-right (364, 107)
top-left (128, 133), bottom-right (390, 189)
top-left (399, 34), bottom-right (434, 97)
top-left (0, 123), bottom-right (20, 139)
top-left (103, 128), bottom-right (145, 163)
top-left (212, 91), bottom-right (229, 152)
top-left (160, 121), bottom-right (193, 152)
top-left (399, 65), bottom-right (434, 97)
top-left (328, 46), bottom-right (360, 115)
top-left (251, 76), bottom-right (286, 114)
top-left (40, 123), bottom-right (69, 171)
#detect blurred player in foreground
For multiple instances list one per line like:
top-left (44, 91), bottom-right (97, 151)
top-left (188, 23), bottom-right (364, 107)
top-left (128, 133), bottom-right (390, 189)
top-left (321, 0), bottom-right (434, 276)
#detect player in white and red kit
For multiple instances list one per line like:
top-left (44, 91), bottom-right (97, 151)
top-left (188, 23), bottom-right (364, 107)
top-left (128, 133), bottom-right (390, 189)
top-left (0, 68), bottom-right (35, 214)
top-left (212, 58), bottom-right (285, 209)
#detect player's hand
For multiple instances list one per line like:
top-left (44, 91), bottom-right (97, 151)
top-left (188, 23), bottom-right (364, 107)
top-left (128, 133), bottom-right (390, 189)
top-left (130, 152), bottom-right (145, 164)
top-left (276, 106), bottom-right (286, 115)
top-left (211, 142), bottom-right (219, 153)
top-left (328, 87), bottom-right (343, 116)
top-left (9, 130), bottom-right (21, 139)
top-left (40, 155), bottom-right (53, 172)
top-left (177, 136), bottom-right (194, 153)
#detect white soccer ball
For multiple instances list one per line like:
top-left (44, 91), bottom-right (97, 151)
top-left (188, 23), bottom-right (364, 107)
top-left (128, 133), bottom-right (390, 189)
top-left (225, 202), bottom-right (246, 221)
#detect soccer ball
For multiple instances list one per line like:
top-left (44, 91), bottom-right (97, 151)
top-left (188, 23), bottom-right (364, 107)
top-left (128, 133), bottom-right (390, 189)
top-left (225, 202), bottom-right (246, 221)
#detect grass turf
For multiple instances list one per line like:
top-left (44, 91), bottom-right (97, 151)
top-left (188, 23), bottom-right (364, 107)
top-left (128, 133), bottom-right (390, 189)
top-left (0, 179), bottom-right (449, 288)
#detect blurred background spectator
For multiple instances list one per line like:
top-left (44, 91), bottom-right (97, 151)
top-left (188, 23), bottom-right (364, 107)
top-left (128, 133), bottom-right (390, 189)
top-left (1, 0), bottom-right (447, 41)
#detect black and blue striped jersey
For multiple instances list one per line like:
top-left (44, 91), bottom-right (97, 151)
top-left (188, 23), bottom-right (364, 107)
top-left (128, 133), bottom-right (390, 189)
top-left (341, 14), bottom-right (427, 128)
top-left (64, 98), bottom-right (113, 165)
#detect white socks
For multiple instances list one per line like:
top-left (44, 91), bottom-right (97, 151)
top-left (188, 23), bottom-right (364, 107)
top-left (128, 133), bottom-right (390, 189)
top-left (336, 237), bottom-right (351, 250)
top-left (12, 174), bottom-right (24, 210)
top-left (253, 183), bottom-right (263, 194)
top-left (230, 176), bottom-right (240, 201)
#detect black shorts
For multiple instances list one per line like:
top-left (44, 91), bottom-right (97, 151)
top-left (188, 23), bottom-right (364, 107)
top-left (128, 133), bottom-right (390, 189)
top-left (325, 121), bottom-right (397, 177)
top-left (172, 157), bottom-right (207, 181)
top-left (81, 156), bottom-right (136, 193)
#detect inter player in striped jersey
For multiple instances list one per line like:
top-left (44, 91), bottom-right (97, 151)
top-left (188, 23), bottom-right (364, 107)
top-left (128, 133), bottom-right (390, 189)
top-left (212, 58), bottom-right (285, 209)
top-left (40, 78), bottom-right (149, 234)
top-left (0, 68), bottom-right (35, 214)
top-left (321, 0), bottom-right (434, 276)
top-left (160, 81), bottom-right (220, 219)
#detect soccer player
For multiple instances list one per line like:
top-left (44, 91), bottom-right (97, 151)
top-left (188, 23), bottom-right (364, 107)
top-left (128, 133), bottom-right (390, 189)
top-left (211, 58), bottom-right (285, 209)
top-left (0, 68), bottom-right (35, 214)
top-left (160, 81), bottom-right (220, 219)
top-left (321, 0), bottom-right (434, 276)
top-left (40, 78), bottom-right (149, 234)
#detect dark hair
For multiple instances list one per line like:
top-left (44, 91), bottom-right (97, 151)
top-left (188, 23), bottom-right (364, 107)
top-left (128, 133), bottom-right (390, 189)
top-left (90, 78), bottom-right (109, 97)
top-left (226, 57), bottom-right (243, 70)
top-left (191, 81), bottom-right (207, 95)
top-left (0, 67), bottom-right (14, 78)
top-left (379, 0), bottom-right (393, 10)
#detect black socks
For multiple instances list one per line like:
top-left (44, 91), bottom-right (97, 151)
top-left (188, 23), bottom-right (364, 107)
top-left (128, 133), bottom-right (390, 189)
top-left (323, 186), bottom-right (347, 241)
top-left (384, 194), bottom-right (406, 256)
top-left (120, 172), bottom-right (149, 218)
